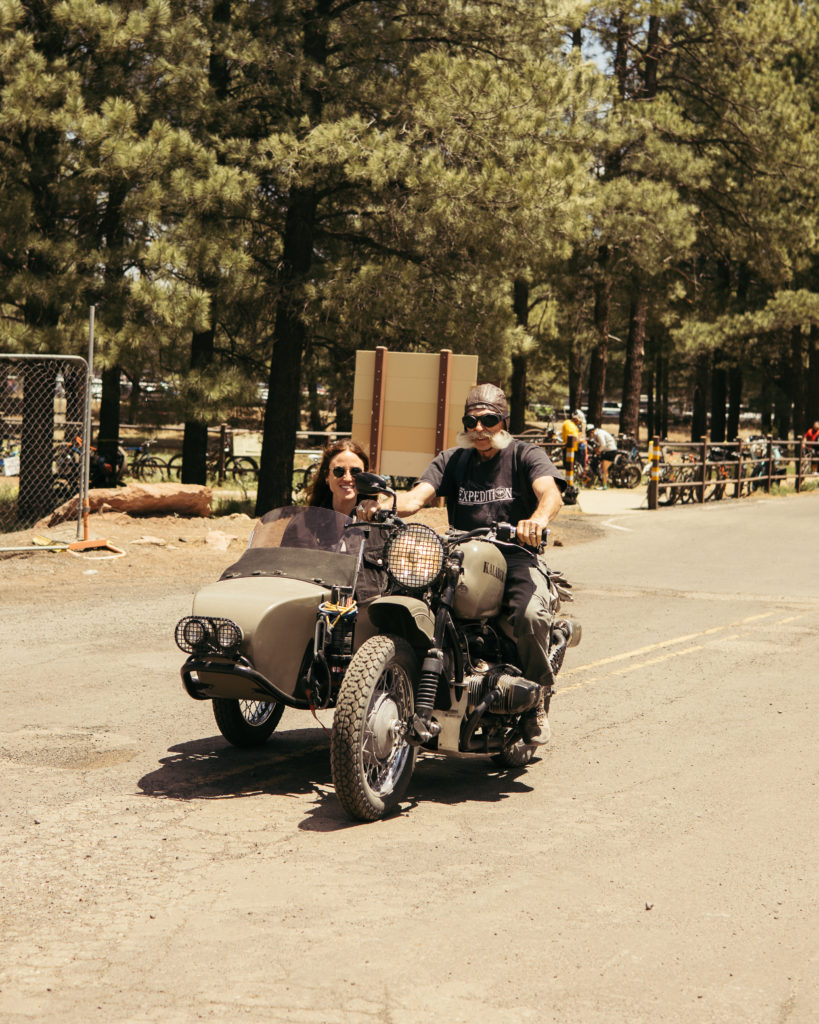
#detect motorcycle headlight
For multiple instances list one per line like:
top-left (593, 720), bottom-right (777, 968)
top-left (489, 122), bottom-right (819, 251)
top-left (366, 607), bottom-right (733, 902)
top-left (384, 525), bottom-right (445, 591)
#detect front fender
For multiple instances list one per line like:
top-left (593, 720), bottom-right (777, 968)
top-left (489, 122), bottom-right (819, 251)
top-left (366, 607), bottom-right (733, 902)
top-left (365, 595), bottom-right (435, 648)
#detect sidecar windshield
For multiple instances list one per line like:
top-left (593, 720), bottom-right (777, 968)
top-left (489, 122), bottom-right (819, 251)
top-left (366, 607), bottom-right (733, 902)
top-left (219, 506), bottom-right (366, 589)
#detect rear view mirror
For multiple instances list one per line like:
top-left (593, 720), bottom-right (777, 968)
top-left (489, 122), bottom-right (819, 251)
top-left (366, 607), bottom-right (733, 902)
top-left (354, 472), bottom-right (394, 496)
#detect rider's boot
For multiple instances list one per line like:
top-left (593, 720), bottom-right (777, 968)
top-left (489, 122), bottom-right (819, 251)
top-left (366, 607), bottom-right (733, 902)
top-left (521, 685), bottom-right (550, 745)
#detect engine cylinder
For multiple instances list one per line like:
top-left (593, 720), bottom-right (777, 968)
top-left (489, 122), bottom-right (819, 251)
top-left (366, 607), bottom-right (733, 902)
top-left (465, 673), bottom-right (539, 714)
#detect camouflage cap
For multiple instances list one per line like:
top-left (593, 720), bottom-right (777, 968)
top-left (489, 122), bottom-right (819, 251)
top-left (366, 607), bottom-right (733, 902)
top-left (464, 383), bottom-right (508, 419)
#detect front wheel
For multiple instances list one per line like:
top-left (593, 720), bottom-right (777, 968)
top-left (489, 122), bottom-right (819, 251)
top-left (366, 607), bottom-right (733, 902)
top-left (330, 636), bottom-right (418, 822)
top-left (212, 698), bottom-right (284, 747)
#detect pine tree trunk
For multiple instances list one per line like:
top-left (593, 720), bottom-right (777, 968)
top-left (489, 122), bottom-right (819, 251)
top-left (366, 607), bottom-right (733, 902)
top-left (97, 365), bottom-right (122, 469)
top-left (710, 351), bottom-right (727, 443)
top-left (727, 365), bottom-right (743, 441)
top-left (691, 352), bottom-right (709, 441)
top-left (790, 326), bottom-right (805, 436)
top-left (182, 328), bottom-right (214, 484)
top-left (807, 326), bottom-right (819, 423)
top-left (256, 186), bottom-right (316, 513)
top-left (619, 280), bottom-right (647, 440)
top-left (587, 253), bottom-right (611, 426)
top-left (509, 278), bottom-right (529, 433)
top-left (509, 354), bottom-right (527, 433)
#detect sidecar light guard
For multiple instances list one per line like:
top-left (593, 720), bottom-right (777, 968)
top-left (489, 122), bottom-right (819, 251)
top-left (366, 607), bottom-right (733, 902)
top-left (175, 615), bottom-right (243, 656)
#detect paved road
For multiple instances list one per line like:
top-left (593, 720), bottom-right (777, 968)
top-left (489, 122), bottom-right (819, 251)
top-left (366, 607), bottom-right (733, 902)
top-left (2, 493), bottom-right (818, 1023)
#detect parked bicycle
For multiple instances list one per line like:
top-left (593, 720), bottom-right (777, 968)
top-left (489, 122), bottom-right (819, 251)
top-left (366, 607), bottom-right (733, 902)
top-left (167, 443), bottom-right (258, 485)
top-left (578, 443), bottom-right (642, 489)
top-left (125, 439), bottom-right (170, 482)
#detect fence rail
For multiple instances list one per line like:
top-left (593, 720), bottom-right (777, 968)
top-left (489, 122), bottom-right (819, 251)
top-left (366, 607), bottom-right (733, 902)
top-left (647, 436), bottom-right (819, 509)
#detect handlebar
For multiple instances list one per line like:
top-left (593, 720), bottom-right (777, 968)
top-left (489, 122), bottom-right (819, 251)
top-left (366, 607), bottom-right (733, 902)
top-left (446, 521), bottom-right (548, 549)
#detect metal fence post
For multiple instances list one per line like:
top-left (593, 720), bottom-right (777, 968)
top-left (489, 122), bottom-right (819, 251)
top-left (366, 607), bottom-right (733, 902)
top-left (699, 435), bottom-right (708, 503)
top-left (735, 438), bottom-right (744, 499)
top-left (218, 423), bottom-right (228, 484)
top-left (648, 436), bottom-right (659, 509)
top-left (565, 434), bottom-right (576, 488)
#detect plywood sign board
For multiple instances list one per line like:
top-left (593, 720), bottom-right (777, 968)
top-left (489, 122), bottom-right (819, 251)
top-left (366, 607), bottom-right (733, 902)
top-left (352, 348), bottom-right (479, 477)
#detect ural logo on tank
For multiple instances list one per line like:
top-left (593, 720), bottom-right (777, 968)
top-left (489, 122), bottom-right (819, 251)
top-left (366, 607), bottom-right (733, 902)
top-left (483, 560), bottom-right (505, 581)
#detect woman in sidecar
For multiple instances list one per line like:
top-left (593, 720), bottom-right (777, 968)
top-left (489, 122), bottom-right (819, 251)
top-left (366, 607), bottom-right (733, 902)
top-left (174, 439), bottom-right (387, 749)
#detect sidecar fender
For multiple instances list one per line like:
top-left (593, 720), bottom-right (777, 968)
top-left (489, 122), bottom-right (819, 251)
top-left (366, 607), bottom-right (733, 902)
top-left (365, 595), bottom-right (435, 647)
top-left (190, 575), bottom-right (326, 697)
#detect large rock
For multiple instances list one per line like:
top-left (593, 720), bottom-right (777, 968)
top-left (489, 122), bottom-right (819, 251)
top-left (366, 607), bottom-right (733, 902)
top-left (47, 483), bottom-right (212, 526)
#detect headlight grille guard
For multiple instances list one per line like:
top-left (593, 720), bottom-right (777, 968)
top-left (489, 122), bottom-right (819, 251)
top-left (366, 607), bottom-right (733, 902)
top-left (174, 615), bottom-right (243, 657)
top-left (384, 524), bottom-right (445, 592)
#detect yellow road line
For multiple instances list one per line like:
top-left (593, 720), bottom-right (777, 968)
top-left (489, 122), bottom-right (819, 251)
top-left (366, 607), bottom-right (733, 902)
top-left (572, 611), bottom-right (776, 674)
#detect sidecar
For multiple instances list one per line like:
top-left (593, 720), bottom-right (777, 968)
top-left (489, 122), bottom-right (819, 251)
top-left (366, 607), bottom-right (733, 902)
top-left (174, 507), bottom-right (377, 746)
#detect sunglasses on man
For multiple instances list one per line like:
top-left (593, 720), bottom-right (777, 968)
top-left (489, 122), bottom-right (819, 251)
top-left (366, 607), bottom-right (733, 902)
top-left (331, 465), bottom-right (363, 478)
top-left (462, 413), bottom-right (502, 429)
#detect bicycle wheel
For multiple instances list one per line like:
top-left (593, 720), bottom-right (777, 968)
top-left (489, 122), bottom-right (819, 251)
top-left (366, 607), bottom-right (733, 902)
top-left (657, 465), bottom-right (678, 505)
top-left (621, 464), bottom-right (642, 489)
top-left (703, 466), bottom-right (726, 502)
top-left (227, 456), bottom-right (258, 485)
top-left (133, 456), bottom-right (167, 482)
top-left (166, 454), bottom-right (183, 480)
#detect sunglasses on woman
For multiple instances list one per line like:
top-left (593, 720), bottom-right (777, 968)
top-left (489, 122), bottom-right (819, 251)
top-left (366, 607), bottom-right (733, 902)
top-left (331, 465), bottom-right (363, 478)
top-left (462, 413), bottom-right (502, 429)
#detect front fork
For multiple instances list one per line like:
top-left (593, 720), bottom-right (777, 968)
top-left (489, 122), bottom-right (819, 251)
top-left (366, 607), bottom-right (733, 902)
top-left (409, 550), bottom-right (464, 744)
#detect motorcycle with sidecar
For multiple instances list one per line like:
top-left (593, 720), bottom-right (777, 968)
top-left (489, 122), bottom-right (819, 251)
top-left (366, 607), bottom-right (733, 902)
top-left (174, 474), bottom-right (580, 821)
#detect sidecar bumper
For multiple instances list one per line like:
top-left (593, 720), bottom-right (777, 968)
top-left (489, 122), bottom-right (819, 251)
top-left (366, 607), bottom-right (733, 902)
top-left (181, 656), bottom-right (308, 709)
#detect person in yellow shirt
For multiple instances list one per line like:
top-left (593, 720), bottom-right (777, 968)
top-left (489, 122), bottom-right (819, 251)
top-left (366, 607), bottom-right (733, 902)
top-left (560, 411), bottom-right (585, 470)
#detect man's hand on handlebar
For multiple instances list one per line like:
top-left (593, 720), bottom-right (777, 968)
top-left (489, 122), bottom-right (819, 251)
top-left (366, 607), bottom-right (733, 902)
top-left (515, 517), bottom-right (548, 548)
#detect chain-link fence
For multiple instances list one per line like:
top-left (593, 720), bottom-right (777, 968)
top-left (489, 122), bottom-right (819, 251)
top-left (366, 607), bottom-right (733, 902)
top-left (1, 354), bottom-right (90, 540)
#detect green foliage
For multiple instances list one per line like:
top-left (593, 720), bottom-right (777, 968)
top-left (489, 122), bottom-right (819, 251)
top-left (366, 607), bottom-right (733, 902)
top-left (1, 0), bottom-right (818, 457)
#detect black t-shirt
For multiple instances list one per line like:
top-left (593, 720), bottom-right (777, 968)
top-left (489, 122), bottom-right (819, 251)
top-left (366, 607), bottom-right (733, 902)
top-left (418, 442), bottom-right (565, 531)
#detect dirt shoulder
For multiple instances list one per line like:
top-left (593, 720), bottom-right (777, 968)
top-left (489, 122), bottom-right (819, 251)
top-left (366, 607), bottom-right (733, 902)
top-left (0, 502), bottom-right (603, 591)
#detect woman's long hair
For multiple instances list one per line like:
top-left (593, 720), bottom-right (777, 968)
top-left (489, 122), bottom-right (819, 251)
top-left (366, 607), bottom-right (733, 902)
top-left (305, 438), bottom-right (369, 509)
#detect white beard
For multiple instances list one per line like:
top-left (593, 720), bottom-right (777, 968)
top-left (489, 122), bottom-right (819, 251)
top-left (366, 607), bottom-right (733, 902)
top-left (456, 428), bottom-right (514, 451)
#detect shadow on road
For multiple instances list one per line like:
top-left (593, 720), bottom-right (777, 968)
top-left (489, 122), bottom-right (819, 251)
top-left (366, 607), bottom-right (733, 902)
top-left (138, 730), bottom-right (541, 830)
top-left (137, 728), bottom-right (330, 801)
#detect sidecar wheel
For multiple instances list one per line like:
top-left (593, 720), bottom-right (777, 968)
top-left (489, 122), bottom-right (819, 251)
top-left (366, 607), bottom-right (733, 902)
top-left (212, 698), bottom-right (284, 747)
top-left (331, 636), bottom-right (417, 822)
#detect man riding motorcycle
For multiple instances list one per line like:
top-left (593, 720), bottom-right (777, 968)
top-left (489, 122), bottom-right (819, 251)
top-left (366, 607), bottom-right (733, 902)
top-left (358, 383), bottom-right (566, 745)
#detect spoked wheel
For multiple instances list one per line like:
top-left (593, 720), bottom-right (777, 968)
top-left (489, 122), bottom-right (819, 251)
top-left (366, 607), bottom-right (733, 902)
top-left (133, 456), bottom-right (167, 482)
top-left (212, 698), bottom-right (284, 747)
top-left (227, 456), bottom-right (258, 485)
top-left (331, 636), bottom-right (417, 822)
top-left (620, 463), bottom-right (642, 488)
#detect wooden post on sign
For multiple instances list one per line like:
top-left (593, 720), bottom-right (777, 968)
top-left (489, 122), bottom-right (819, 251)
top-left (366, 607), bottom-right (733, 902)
top-left (435, 349), bottom-right (452, 455)
top-left (369, 346), bottom-right (387, 473)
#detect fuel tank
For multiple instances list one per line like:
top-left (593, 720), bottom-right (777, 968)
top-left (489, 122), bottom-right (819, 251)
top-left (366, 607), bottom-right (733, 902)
top-left (452, 539), bottom-right (507, 619)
